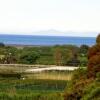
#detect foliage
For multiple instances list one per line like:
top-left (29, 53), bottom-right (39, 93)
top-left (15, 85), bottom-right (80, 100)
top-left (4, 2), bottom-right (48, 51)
top-left (54, 45), bottom-right (80, 66)
top-left (0, 46), bottom-right (18, 64)
top-left (64, 68), bottom-right (99, 100)
top-left (0, 44), bottom-right (84, 66)
top-left (96, 34), bottom-right (100, 44)
top-left (64, 34), bottom-right (100, 100)
top-left (88, 34), bottom-right (100, 78)
top-left (79, 45), bottom-right (89, 55)
top-left (19, 51), bottom-right (39, 64)
top-left (64, 68), bottom-right (88, 100)
top-left (82, 80), bottom-right (100, 100)
top-left (79, 56), bottom-right (88, 67)
top-left (0, 43), bottom-right (5, 47)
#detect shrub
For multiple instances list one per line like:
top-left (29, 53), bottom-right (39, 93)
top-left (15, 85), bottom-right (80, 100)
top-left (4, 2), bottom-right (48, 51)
top-left (88, 34), bottom-right (100, 78)
top-left (82, 80), bottom-right (100, 100)
top-left (0, 43), bottom-right (5, 47)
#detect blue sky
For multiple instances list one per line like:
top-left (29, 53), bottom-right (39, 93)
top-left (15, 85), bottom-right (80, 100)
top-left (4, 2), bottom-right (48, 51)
top-left (0, 0), bottom-right (100, 36)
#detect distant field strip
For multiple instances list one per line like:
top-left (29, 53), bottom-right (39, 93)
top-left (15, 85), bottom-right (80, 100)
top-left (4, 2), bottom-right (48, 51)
top-left (25, 66), bottom-right (79, 73)
top-left (0, 64), bottom-right (78, 69)
top-left (0, 64), bottom-right (78, 71)
top-left (0, 64), bottom-right (55, 67)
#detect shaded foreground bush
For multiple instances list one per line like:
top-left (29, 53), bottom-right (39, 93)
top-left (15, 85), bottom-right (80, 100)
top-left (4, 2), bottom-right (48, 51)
top-left (0, 73), bottom-right (21, 79)
top-left (88, 34), bottom-right (100, 78)
top-left (64, 34), bottom-right (100, 100)
top-left (64, 68), bottom-right (100, 100)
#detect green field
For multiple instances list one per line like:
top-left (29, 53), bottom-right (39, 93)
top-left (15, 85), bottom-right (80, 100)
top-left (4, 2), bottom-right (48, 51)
top-left (0, 78), bottom-right (68, 100)
top-left (0, 66), bottom-right (72, 100)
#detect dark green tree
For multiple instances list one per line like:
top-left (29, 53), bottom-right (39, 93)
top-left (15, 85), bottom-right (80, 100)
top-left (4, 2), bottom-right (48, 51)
top-left (79, 45), bottom-right (89, 55)
top-left (0, 43), bottom-right (5, 47)
top-left (19, 51), bottom-right (39, 64)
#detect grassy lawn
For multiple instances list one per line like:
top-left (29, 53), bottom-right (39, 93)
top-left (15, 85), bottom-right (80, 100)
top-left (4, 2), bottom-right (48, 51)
top-left (0, 79), bottom-right (67, 100)
top-left (0, 66), bottom-right (72, 100)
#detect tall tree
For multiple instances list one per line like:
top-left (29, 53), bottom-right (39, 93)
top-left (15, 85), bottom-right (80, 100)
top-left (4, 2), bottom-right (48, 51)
top-left (88, 34), bottom-right (100, 78)
top-left (54, 48), bottom-right (62, 66)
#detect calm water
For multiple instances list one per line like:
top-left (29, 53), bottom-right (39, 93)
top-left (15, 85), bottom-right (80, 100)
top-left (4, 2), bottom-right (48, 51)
top-left (0, 34), bottom-right (96, 46)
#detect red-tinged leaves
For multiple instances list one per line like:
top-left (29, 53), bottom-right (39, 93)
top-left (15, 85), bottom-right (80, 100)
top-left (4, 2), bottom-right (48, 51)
top-left (88, 34), bottom-right (100, 78)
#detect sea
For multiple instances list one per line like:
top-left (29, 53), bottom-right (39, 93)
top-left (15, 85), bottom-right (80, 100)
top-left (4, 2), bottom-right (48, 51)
top-left (0, 34), bottom-right (96, 46)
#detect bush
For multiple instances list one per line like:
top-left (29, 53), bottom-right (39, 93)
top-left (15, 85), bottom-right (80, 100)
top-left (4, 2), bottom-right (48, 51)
top-left (19, 51), bottom-right (39, 64)
top-left (0, 43), bottom-right (5, 47)
top-left (64, 68), bottom-right (89, 100)
top-left (82, 80), bottom-right (100, 100)
top-left (88, 34), bottom-right (100, 78)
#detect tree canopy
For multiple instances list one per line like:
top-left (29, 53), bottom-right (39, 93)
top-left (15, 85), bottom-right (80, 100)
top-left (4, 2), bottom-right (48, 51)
top-left (88, 34), bottom-right (100, 78)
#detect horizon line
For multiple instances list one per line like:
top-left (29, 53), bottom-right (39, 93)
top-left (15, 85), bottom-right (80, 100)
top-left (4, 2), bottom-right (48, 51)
top-left (0, 33), bottom-right (97, 38)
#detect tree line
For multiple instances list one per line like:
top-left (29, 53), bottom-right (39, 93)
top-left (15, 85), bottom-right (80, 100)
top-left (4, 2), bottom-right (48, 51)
top-left (0, 43), bottom-right (89, 66)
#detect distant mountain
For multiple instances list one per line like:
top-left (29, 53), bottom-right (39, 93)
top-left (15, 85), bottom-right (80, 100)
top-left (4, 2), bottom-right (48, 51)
top-left (0, 30), bottom-right (98, 37)
top-left (32, 29), bottom-right (98, 37)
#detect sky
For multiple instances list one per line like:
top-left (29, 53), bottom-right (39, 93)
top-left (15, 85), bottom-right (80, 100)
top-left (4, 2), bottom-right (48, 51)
top-left (0, 0), bottom-right (100, 36)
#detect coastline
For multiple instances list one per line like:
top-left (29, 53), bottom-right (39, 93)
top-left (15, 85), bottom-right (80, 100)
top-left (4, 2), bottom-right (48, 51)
top-left (5, 44), bottom-right (53, 49)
